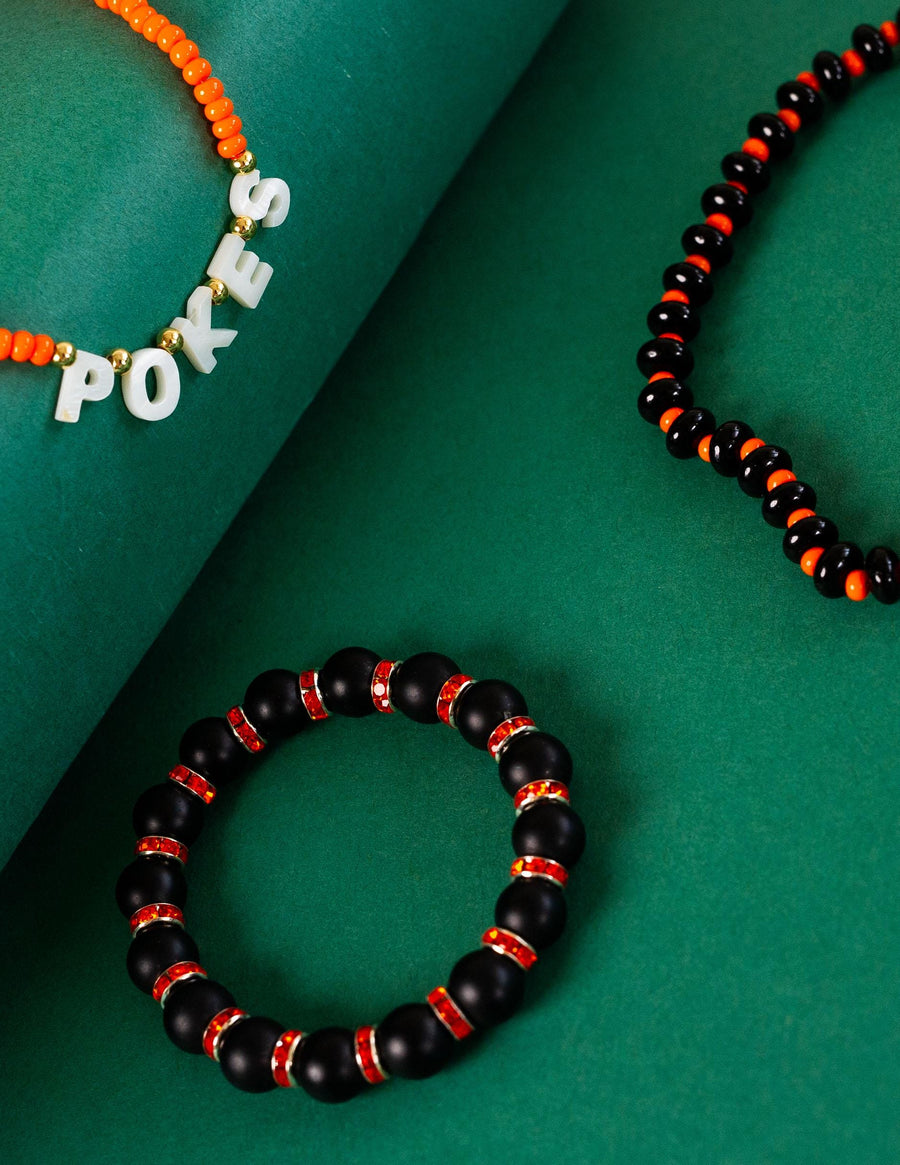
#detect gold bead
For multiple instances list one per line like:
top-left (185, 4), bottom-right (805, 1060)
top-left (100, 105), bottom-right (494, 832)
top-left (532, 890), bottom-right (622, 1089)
top-left (157, 328), bottom-right (184, 355)
top-left (229, 149), bottom-right (256, 174)
top-left (229, 215), bottom-right (257, 241)
top-left (107, 348), bottom-right (133, 375)
top-left (206, 278), bottom-right (229, 306)
top-left (52, 341), bottom-right (77, 368)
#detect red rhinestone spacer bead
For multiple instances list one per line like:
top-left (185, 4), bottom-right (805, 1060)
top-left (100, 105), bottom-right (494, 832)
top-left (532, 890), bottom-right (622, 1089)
top-left (426, 986), bottom-right (474, 1041)
top-left (135, 835), bottom-right (189, 865)
top-left (168, 764), bottom-right (216, 804)
top-left (487, 716), bottom-right (537, 762)
top-left (510, 854), bottom-right (569, 889)
top-left (354, 1024), bottom-right (390, 1084)
top-left (152, 960), bottom-right (207, 1005)
top-left (271, 1029), bottom-right (306, 1087)
top-left (129, 903), bottom-right (184, 935)
top-left (513, 780), bottom-right (571, 815)
top-left (436, 674), bottom-right (474, 727)
top-left (481, 926), bottom-right (538, 971)
top-left (299, 669), bottom-right (329, 720)
top-left (371, 659), bottom-right (399, 714)
top-left (226, 705), bottom-right (266, 753)
top-left (202, 1007), bottom-right (248, 1060)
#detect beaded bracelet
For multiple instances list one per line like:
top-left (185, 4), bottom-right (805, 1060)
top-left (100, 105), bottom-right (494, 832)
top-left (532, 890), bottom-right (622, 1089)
top-left (15, 0), bottom-right (290, 424)
top-left (636, 13), bottom-right (900, 605)
top-left (114, 648), bottom-right (586, 1100)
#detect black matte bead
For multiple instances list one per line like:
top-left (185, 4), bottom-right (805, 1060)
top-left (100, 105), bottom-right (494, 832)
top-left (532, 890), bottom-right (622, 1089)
top-left (179, 717), bottom-right (249, 785)
top-left (813, 50), bottom-right (851, 100)
top-left (813, 541), bottom-right (864, 598)
top-left (866, 546), bottom-right (900, 605)
top-left (512, 800), bottom-right (586, 868)
top-left (782, 515), bottom-right (839, 565)
top-left (646, 301), bottom-right (700, 342)
top-left (162, 977), bottom-right (236, 1054)
top-left (375, 1003), bottom-right (456, 1079)
top-left (747, 112), bottom-right (795, 160)
top-left (218, 1015), bottom-right (283, 1093)
top-left (495, 879), bottom-right (567, 950)
top-left (293, 1027), bottom-right (365, 1103)
top-left (636, 337), bottom-right (694, 381)
top-left (761, 481), bottom-right (817, 528)
top-left (637, 378), bottom-right (694, 426)
top-left (318, 647), bottom-right (381, 717)
top-left (701, 183), bottom-right (753, 229)
top-left (454, 679), bottom-right (528, 750)
top-left (126, 923), bottom-right (199, 995)
top-left (115, 856), bottom-right (188, 918)
top-left (132, 783), bottom-right (205, 846)
top-left (662, 261), bottom-right (713, 305)
top-left (680, 224), bottom-right (732, 269)
top-left (775, 81), bottom-right (823, 125)
top-left (447, 948), bottom-right (526, 1029)
top-left (243, 669), bottom-right (309, 739)
top-left (721, 150), bottom-right (770, 194)
top-left (709, 421), bottom-right (755, 477)
top-left (852, 24), bottom-right (892, 72)
top-left (665, 407), bottom-right (716, 460)
top-left (391, 652), bottom-right (461, 723)
top-left (498, 731), bottom-right (573, 796)
top-left (737, 445), bottom-right (792, 497)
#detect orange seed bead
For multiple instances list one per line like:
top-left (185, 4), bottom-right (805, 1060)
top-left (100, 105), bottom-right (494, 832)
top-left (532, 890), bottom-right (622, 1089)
top-left (648, 371), bottom-right (674, 383)
top-left (194, 76), bottom-right (224, 104)
top-left (705, 213), bottom-right (733, 236)
top-left (205, 97), bottom-right (234, 123)
top-left (30, 335), bottom-right (56, 366)
top-left (169, 39), bottom-right (199, 68)
top-left (796, 70), bottom-right (820, 91)
top-left (881, 21), bottom-right (899, 47)
top-left (698, 435), bottom-right (712, 462)
top-left (183, 57), bottom-right (212, 86)
top-left (684, 254), bottom-right (711, 273)
top-left (740, 437), bottom-right (765, 460)
top-left (217, 133), bottom-right (248, 160)
top-left (741, 137), bottom-right (769, 163)
top-left (11, 331), bottom-right (35, 362)
top-left (766, 469), bottom-right (796, 492)
top-left (841, 49), bottom-right (865, 76)
top-left (212, 114), bottom-right (242, 140)
top-left (156, 24), bottom-right (185, 52)
top-left (129, 6), bottom-right (155, 31)
top-left (845, 570), bottom-right (869, 602)
top-left (94, 0), bottom-right (110, 9)
top-left (143, 13), bottom-right (168, 41)
top-left (661, 290), bottom-right (690, 304)
top-left (801, 547), bottom-right (825, 576)
top-left (0, 329), bottom-right (12, 360)
top-left (786, 508), bottom-right (815, 528)
top-left (119, 0), bottom-right (144, 16)
top-left (778, 108), bottom-right (801, 132)
top-left (108, 0), bottom-right (123, 13)
top-left (659, 407), bottom-right (684, 434)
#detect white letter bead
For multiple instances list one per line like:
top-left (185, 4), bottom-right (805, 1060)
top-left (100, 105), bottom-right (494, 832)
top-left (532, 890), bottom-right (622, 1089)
top-left (121, 347), bottom-right (181, 422)
top-left (170, 286), bottom-right (238, 374)
top-left (229, 170), bottom-right (291, 227)
top-left (207, 233), bottom-right (273, 310)
top-left (54, 349), bottom-right (115, 424)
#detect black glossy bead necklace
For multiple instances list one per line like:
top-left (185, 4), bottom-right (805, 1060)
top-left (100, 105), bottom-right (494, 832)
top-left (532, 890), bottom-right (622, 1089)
top-left (636, 13), bottom-right (900, 604)
top-left (115, 648), bottom-right (585, 1100)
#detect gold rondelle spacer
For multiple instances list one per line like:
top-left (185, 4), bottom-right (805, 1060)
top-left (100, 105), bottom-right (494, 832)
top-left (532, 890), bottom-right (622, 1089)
top-left (107, 348), bottom-right (133, 375)
top-left (52, 341), bottom-right (77, 368)
top-left (229, 149), bottom-right (256, 175)
top-left (157, 328), bottom-right (184, 355)
top-left (229, 215), bottom-right (257, 241)
top-left (206, 278), bottom-right (229, 306)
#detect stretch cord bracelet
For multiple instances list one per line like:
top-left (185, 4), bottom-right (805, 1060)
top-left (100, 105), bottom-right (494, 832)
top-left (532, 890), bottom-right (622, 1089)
top-left (114, 648), bottom-right (586, 1101)
top-left (636, 14), bottom-right (900, 605)
top-left (19, 0), bottom-right (290, 424)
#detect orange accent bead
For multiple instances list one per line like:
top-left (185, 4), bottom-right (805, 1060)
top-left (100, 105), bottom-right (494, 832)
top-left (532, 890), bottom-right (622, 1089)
top-left (119, 0), bottom-right (143, 16)
top-left (845, 570), bottom-right (869, 602)
top-left (684, 254), bottom-right (711, 273)
top-left (659, 407), bottom-right (684, 434)
top-left (218, 133), bottom-right (248, 159)
top-left (143, 13), bottom-right (167, 41)
top-left (30, 335), bottom-right (55, 366)
top-left (212, 113), bottom-right (242, 140)
top-left (778, 108), bottom-right (801, 132)
top-left (742, 137), bottom-right (770, 163)
top-left (94, 0), bottom-right (110, 9)
top-left (766, 469), bottom-right (796, 492)
top-left (169, 39), bottom-right (199, 68)
top-left (11, 331), bottom-right (35, 363)
top-left (0, 329), bottom-right (12, 360)
top-left (698, 435), bottom-right (712, 462)
top-left (183, 57), bottom-right (212, 86)
top-left (796, 71), bottom-right (820, 91)
top-left (156, 24), bottom-right (185, 52)
top-left (108, 0), bottom-right (123, 13)
top-left (801, 547), bottom-right (825, 576)
top-left (740, 437), bottom-right (765, 460)
top-left (728, 180), bottom-right (749, 194)
top-left (661, 289), bottom-right (690, 304)
top-left (648, 371), bottom-right (674, 383)
top-left (881, 21), bottom-right (899, 47)
top-left (658, 332), bottom-right (684, 343)
top-left (194, 76), bottom-right (224, 104)
top-left (705, 213), bottom-right (733, 236)
top-left (205, 97), bottom-right (234, 123)
top-left (128, 6), bottom-right (155, 31)
top-left (786, 508), bottom-right (815, 528)
top-left (841, 49), bottom-right (865, 77)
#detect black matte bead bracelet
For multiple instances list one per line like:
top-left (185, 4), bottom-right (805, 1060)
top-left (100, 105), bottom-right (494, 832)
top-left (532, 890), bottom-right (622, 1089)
top-left (115, 648), bottom-right (585, 1100)
top-left (637, 13), bottom-right (900, 604)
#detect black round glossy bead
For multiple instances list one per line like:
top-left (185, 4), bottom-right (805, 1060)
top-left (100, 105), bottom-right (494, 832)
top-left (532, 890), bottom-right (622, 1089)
top-left (852, 24), bottom-right (892, 72)
top-left (179, 717), bottom-right (248, 785)
top-left (700, 183), bottom-right (753, 229)
top-left (495, 878), bottom-right (567, 950)
top-left (662, 261), bottom-right (713, 305)
top-left (721, 150), bottom-right (770, 194)
top-left (646, 301), bottom-right (700, 342)
top-left (162, 977), bottom-right (236, 1054)
top-left (218, 1016), bottom-right (283, 1093)
top-left (447, 949), bottom-right (526, 1029)
top-left (775, 81), bottom-right (823, 125)
top-left (512, 800), bottom-right (586, 868)
top-left (782, 515), bottom-right (839, 564)
top-left (813, 541), bottom-right (864, 598)
top-left (375, 1003), bottom-right (456, 1080)
top-left (636, 337), bottom-right (694, 381)
top-left (866, 546), bottom-right (900, 604)
top-left (637, 378), bottom-right (694, 426)
top-left (747, 112), bottom-right (795, 161)
top-left (665, 407), bottom-right (716, 460)
top-left (115, 856), bottom-right (188, 918)
top-left (318, 647), bottom-right (381, 717)
top-left (813, 50), bottom-right (851, 100)
top-left (761, 481), bottom-right (817, 528)
top-left (454, 679), bottom-right (528, 750)
top-left (391, 652), bottom-right (461, 723)
top-left (680, 224), bottom-right (732, 269)
top-left (243, 669), bottom-right (309, 739)
top-left (498, 730), bottom-right (573, 796)
top-left (293, 1027), bottom-right (365, 1103)
top-left (709, 421), bottom-right (755, 477)
top-left (132, 783), bottom-right (205, 846)
top-left (126, 923), bottom-right (199, 995)
top-left (737, 445), bottom-right (792, 497)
